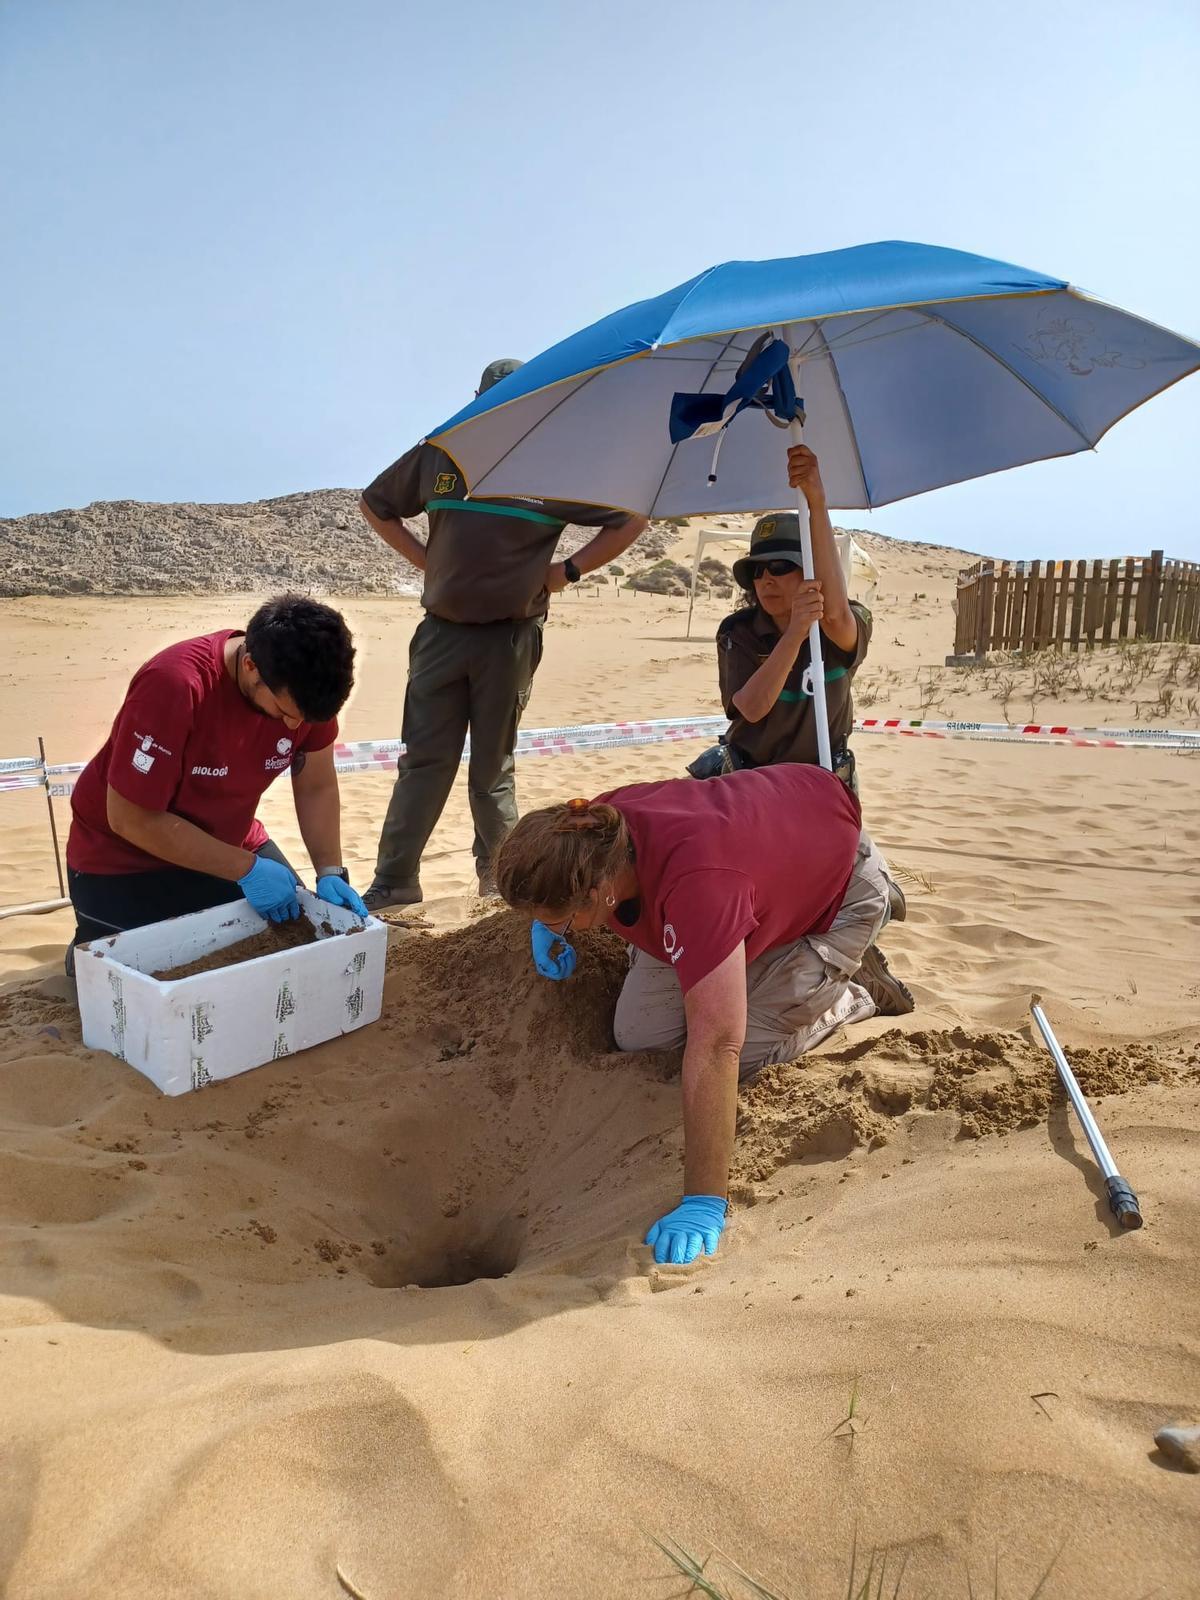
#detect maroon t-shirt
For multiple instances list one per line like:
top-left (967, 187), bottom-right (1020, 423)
top-left (67, 630), bottom-right (338, 875)
top-left (597, 766), bottom-right (861, 994)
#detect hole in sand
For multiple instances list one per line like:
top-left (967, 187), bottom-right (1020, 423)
top-left (366, 1213), bottom-right (527, 1290)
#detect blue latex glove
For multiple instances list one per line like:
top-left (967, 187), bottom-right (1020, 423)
top-left (316, 874), bottom-right (369, 919)
top-left (238, 855), bottom-right (301, 923)
top-left (531, 919), bottom-right (577, 980)
top-left (645, 1195), bottom-right (727, 1266)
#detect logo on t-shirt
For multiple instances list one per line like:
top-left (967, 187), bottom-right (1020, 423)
top-left (130, 730), bottom-right (172, 773)
top-left (191, 765), bottom-right (229, 778)
top-left (433, 471), bottom-right (458, 495)
top-left (663, 922), bottom-right (685, 965)
top-left (264, 735), bottom-right (296, 772)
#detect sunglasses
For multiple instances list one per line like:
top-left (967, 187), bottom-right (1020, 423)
top-left (752, 558), bottom-right (801, 578)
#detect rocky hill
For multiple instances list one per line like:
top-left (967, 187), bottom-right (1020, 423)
top-left (0, 491), bottom-right (679, 599)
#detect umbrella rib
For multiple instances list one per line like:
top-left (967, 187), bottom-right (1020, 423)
top-left (816, 324), bottom-right (874, 509)
top-left (645, 330), bottom-right (741, 517)
top-left (818, 309), bottom-right (897, 347)
top-left (811, 311), bottom-right (917, 359)
top-left (789, 322), bottom-right (826, 360)
top-left (471, 370), bottom-right (604, 496)
top-left (917, 307), bottom-right (1094, 448)
top-left (655, 264), bottom-right (723, 348)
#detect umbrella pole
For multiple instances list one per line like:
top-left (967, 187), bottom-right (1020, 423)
top-left (786, 327), bottom-right (833, 771)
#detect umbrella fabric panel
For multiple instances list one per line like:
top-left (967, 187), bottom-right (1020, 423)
top-left (432, 241), bottom-right (1069, 442)
top-left (933, 290), bottom-right (1200, 440)
top-left (827, 301), bottom-right (1092, 506)
top-left (440, 330), bottom-right (873, 515)
top-left (434, 287), bottom-right (1199, 516)
top-left (439, 356), bottom-right (689, 515)
top-left (648, 309), bottom-right (1084, 514)
top-left (429, 308), bottom-right (1084, 516)
top-left (653, 326), bottom-right (873, 513)
top-left (653, 241), bottom-right (1066, 347)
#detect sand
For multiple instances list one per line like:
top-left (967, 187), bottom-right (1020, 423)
top-left (152, 916), bottom-right (335, 982)
top-left (1, 535), bottom-right (1198, 1598)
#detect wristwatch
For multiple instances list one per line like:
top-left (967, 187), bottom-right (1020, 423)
top-left (563, 558), bottom-right (582, 584)
top-left (318, 866), bottom-right (349, 881)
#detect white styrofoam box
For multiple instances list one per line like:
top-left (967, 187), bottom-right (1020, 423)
top-left (75, 890), bottom-right (387, 1095)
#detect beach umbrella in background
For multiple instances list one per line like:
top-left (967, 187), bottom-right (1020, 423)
top-left (427, 241), bottom-right (1200, 769)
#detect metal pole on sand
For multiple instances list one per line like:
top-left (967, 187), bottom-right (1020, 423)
top-left (38, 735), bottom-right (67, 899)
top-left (785, 325), bottom-right (833, 772)
top-left (685, 525), bottom-right (704, 639)
top-left (1030, 995), bottom-right (1143, 1229)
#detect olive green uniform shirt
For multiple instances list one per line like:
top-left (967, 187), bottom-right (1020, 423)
top-left (717, 600), bottom-right (872, 767)
top-left (363, 444), bottom-right (631, 625)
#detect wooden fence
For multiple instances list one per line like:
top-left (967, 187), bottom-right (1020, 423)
top-left (949, 550), bottom-right (1200, 661)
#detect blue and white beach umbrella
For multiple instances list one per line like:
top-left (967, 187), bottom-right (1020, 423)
top-left (428, 241), bottom-right (1199, 767)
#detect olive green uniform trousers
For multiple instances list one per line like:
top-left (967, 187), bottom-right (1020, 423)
top-left (374, 614), bottom-right (543, 889)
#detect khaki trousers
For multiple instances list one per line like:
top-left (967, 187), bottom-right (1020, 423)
top-left (374, 614), bottom-right (543, 887)
top-left (612, 830), bottom-right (891, 1076)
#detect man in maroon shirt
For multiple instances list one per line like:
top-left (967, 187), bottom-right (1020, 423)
top-left (66, 594), bottom-right (365, 961)
top-left (493, 766), bottom-right (912, 1264)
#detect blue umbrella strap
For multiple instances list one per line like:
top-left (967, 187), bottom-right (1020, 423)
top-left (670, 335), bottom-right (805, 485)
top-left (669, 336), bottom-right (802, 444)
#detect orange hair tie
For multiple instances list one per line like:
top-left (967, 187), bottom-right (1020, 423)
top-left (566, 797), bottom-right (590, 814)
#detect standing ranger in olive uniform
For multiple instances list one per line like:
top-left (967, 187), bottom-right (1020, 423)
top-left (359, 358), bottom-right (648, 909)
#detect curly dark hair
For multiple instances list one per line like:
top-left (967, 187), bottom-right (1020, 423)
top-left (244, 595), bottom-right (355, 722)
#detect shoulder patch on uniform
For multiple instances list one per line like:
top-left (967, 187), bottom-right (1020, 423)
top-left (433, 471), bottom-right (458, 495)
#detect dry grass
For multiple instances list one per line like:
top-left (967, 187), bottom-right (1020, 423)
top-left (649, 1530), bottom-right (1069, 1599)
top-left (890, 862), bottom-right (936, 895)
top-left (930, 643), bottom-right (1200, 725)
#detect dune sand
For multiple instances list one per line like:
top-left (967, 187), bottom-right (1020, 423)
top-left (1, 534), bottom-right (1198, 1597)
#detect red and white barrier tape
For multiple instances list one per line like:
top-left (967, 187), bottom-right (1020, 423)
top-left (858, 716), bottom-right (1200, 744)
top-left (5, 711), bottom-right (1196, 802)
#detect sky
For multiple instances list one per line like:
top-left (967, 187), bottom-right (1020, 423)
top-left (2, 0), bottom-right (1198, 560)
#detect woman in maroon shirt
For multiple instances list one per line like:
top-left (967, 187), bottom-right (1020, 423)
top-left (493, 765), bottom-right (911, 1266)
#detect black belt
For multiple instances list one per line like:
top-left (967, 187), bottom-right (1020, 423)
top-left (426, 610), bottom-right (544, 628)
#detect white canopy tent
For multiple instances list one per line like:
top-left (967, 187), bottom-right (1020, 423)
top-left (684, 525), bottom-right (880, 637)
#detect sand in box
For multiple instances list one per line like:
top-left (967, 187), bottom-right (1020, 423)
top-left (153, 916), bottom-right (341, 981)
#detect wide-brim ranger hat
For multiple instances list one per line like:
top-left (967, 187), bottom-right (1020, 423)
top-left (732, 511), bottom-right (807, 588)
